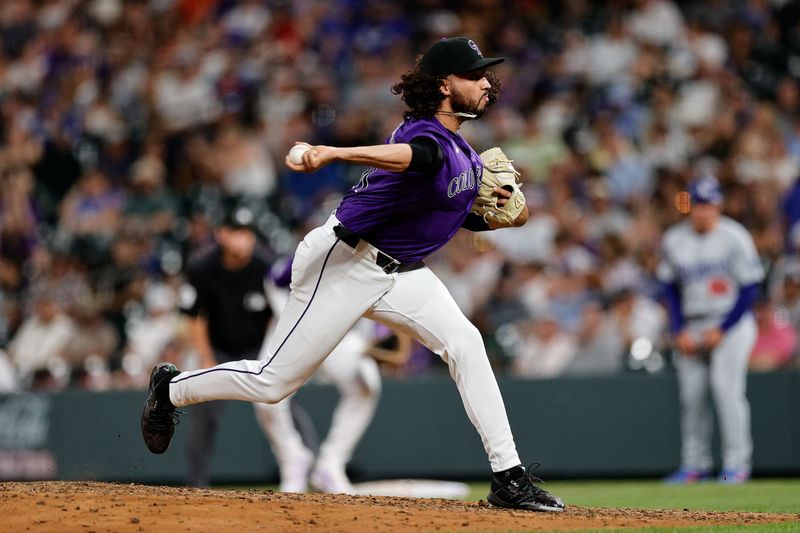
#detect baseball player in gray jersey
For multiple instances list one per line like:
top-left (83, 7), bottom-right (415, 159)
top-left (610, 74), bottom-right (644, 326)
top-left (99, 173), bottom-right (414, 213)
top-left (658, 175), bottom-right (764, 484)
top-left (140, 37), bottom-right (564, 512)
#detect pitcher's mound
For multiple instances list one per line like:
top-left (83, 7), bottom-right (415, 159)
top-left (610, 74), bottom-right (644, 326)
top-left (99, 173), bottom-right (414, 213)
top-left (2, 481), bottom-right (797, 532)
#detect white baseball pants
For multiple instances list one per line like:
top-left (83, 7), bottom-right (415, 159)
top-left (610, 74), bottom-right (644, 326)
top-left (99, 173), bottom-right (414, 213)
top-left (170, 215), bottom-right (521, 472)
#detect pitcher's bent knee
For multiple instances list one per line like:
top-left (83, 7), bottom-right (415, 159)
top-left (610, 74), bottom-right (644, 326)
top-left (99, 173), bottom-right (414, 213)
top-left (443, 324), bottom-right (486, 362)
top-left (256, 385), bottom-right (294, 404)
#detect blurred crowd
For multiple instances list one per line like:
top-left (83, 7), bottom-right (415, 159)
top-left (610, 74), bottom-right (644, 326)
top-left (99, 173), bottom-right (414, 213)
top-left (1, 0), bottom-right (800, 392)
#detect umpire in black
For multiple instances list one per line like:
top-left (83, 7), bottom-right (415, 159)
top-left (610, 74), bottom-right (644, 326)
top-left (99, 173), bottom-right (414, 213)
top-left (180, 205), bottom-right (273, 487)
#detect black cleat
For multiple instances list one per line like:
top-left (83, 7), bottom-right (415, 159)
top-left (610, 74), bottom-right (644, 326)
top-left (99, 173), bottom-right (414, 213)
top-left (488, 463), bottom-right (565, 512)
top-left (140, 362), bottom-right (181, 454)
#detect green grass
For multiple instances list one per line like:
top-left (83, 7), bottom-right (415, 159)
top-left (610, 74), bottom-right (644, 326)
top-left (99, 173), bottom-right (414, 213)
top-left (465, 478), bottom-right (800, 532)
top-left (467, 478), bottom-right (800, 514)
top-left (226, 478), bottom-right (800, 532)
top-left (571, 526), bottom-right (800, 533)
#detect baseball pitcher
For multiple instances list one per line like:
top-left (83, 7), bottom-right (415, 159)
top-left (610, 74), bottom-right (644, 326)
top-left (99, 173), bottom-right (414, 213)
top-left (141, 37), bottom-right (564, 512)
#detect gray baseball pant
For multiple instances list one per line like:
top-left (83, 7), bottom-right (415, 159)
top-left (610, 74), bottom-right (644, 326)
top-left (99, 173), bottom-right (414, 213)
top-left (676, 314), bottom-right (756, 472)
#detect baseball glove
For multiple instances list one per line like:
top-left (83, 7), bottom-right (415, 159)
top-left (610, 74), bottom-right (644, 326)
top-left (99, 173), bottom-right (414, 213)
top-left (470, 147), bottom-right (526, 227)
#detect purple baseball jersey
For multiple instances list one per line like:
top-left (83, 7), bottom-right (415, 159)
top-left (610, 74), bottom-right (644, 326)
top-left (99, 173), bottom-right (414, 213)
top-left (334, 117), bottom-right (483, 263)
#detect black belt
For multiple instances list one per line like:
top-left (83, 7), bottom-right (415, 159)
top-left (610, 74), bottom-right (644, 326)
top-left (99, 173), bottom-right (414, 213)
top-left (333, 223), bottom-right (425, 275)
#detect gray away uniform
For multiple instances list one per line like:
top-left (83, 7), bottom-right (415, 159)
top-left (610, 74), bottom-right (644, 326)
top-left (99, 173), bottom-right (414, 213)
top-left (658, 216), bottom-right (764, 472)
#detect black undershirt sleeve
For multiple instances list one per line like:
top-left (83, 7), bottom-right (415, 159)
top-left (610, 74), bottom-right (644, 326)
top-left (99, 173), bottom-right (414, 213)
top-left (461, 212), bottom-right (492, 232)
top-left (408, 136), bottom-right (444, 172)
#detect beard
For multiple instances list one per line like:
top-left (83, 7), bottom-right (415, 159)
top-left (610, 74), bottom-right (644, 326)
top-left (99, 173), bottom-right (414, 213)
top-left (450, 87), bottom-right (487, 119)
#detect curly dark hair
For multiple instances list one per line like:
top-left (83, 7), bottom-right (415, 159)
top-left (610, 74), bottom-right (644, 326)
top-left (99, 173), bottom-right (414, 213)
top-left (391, 66), bottom-right (502, 120)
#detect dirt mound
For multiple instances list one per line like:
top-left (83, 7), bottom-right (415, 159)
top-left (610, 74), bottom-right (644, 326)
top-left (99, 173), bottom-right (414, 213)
top-left (2, 481), bottom-right (797, 532)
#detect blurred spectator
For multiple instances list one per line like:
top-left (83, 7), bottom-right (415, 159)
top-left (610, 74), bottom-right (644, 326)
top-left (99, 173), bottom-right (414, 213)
top-left (732, 103), bottom-right (797, 189)
top-left (585, 14), bottom-right (637, 87)
top-left (92, 230), bottom-right (151, 365)
top-left (60, 294), bottom-right (118, 390)
top-left (0, 349), bottom-right (18, 392)
top-left (58, 169), bottom-right (124, 264)
top-left (0, 167), bottom-right (40, 286)
top-left (781, 175), bottom-right (800, 252)
top-left (485, 186), bottom-right (558, 264)
top-left (642, 121), bottom-right (691, 173)
top-left (474, 265), bottom-right (530, 343)
top-left (428, 232), bottom-right (502, 319)
top-left (208, 123), bottom-right (276, 198)
top-left (502, 110), bottom-right (569, 185)
top-left (749, 297), bottom-right (797, 372)
top-left (588, 116), bottom-right (654, 203)
top-left (31, 132), bottom-right (83, 221)
top-left (122, 147), bottom-right (179, 238)
top-left (581, 178), bottom-right (632, 245)
top-left (598, 233), bottom-right (646, 294)
top-left (120, 281), bottom-right (184, 388)
top-left (152, 47), bottom-right (222, 134)
top-left (28, 248), bottom-right (93, 314)
top-left (509, 312), bottom-right (578, 378)
top-left (7, 287), bottom-right (73, 389)
top-left (0, 122), bottom-right (42, 174)
top-left (568, 285), bottom-right (666, 376)
top-left (516, 261), bottom-right (552, 320)
top-left (547, 232), bottom-right (595, 333)
top-left (773, 261), bottom-right (800, 335)
top-left (567, 300), bottom-right (626, 376)
top-left (627, 0), bottom-right (686, 47)
top-left (0, 287), bottom-right (17, 347)
top-left (221, 0), bottom-right (270, 42)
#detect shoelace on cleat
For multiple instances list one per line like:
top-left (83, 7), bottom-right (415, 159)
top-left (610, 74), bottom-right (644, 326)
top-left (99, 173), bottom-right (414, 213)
top-left (147, 401), bottom-right (182, 431)
top-left (512, 462), bottom-right (553, 498)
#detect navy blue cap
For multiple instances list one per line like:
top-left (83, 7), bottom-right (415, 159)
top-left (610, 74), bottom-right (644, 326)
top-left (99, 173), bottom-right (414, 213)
top-left (688, 174), bottom-right (723, 205)
top-left (419, 37), bottom-right (504, 76)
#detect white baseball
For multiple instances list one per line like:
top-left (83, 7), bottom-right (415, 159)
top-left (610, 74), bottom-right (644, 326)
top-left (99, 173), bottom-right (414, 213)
top-left (288, 144), bottom-right (310, 165)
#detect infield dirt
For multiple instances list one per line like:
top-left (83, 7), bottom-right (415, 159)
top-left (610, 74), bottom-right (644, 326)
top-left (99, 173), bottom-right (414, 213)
top-left (2, 481), bottom-right (798, 532)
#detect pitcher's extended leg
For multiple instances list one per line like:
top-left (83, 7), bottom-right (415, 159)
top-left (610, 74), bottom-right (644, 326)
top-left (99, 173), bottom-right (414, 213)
top-left (364, 267), bottom-right (520, 472)
top-left (169, 227), bottom-right (393, 407)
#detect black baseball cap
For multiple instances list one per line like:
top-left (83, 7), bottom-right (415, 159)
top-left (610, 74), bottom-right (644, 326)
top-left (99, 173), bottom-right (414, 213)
top-left (419, 37), bottom-right (504, 76)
